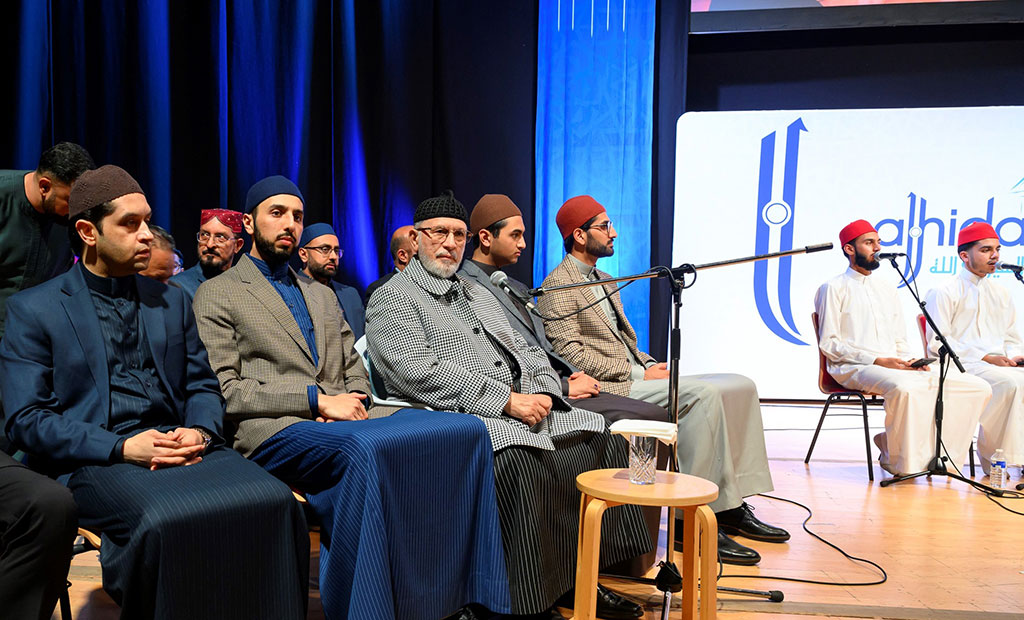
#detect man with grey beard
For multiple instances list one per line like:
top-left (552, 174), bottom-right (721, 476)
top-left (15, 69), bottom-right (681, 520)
top-left (365, 190), bottom-right (649, 620)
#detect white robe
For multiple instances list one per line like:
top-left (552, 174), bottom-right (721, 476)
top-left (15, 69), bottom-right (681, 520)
top-left (815, 268), bottom-right (990, 474)
top-left (926, 269), bottom-right (1024, 464)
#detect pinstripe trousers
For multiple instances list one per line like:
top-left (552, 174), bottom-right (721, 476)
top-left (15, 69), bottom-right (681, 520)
top-left (492, 431), bottom-right (652, 614)
top-left (68, 449), bottom-right (309, 620)
top-left (250, 410), bottom-right (512, 620)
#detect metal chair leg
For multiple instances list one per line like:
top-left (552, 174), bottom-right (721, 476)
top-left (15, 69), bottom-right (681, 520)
top-left (59, 582), bottom-right (72, 620)
top-left (969, 440), bottom-right (976, 477)
top-left (860, 394), bottom-right (874, 481)
top-left (805, 395), bottom-right (835, 463)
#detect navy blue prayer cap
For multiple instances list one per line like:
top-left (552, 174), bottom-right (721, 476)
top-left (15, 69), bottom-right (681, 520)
top-left (299, 223), bottom-right (336, 248)
top-left (244, 175), bottom-right (304, 213)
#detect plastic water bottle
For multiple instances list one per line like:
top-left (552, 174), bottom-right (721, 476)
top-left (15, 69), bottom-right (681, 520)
top-left (991, 449), bottom-right (1007, 489)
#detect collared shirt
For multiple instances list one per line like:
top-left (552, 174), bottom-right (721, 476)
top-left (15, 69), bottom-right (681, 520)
top-left (0, 170), bottom-right (74, 339)
top-left (81, 264), bottom-right (177, 458)
top-left (566, 254), bottom-right (647, 379)
top-left (814, 267), bottom-right (914, 369)
top-left (250, 255), bottom-right (320, 414)
top-left (926, 268), bottom-right (1024, 363)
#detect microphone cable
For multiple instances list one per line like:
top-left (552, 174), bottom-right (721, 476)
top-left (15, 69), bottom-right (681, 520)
top-left (716, 493), bottom-right (888, 587)
top-left (525, 264), bottom-right (696, 322)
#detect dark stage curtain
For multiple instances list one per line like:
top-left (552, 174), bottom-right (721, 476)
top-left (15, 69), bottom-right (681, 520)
top-left (649, 1), bottom-right (690, 359)
top-left (0, 0), bottom-right (539, 289)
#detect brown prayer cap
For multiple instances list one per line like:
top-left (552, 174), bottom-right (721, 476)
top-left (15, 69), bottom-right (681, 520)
top-left (469, 194), bottom-right (523, 234)
top-left (68, 165), bottom-right (145, 218)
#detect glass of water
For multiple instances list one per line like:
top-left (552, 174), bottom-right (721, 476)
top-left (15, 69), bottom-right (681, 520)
top-left (628, 435), bottom-right (657, 485)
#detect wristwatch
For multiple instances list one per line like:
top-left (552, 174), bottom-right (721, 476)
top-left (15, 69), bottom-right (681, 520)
top-left (192, 427), bottom-right (213, 453)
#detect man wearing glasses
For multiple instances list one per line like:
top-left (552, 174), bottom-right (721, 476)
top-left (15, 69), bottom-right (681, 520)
top-left (366, 191), bottom-right (650, 619)
top-left (170, 209), bottom-right (245, 297)
top-left (537, 195), bottom-right (787, 567)
top-left (297, 223), bottom-right (366, 340)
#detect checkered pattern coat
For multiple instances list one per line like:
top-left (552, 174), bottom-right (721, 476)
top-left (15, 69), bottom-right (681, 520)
top-left (193, 254), bottom-right (382, 456)
top-left (537, 255), bottom-right (657, 396)
top-left (365, 257), bottom-right (605, 453)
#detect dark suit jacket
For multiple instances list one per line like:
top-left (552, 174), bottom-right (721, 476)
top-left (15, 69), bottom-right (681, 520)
top-left (0, 265), bottom-right (224, 477)
top-left (458, 260), bottom-right (577, 382)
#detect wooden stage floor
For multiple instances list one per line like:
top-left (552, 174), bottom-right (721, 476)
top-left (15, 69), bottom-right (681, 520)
top-left (57, 404), bottom-right (1024, 619)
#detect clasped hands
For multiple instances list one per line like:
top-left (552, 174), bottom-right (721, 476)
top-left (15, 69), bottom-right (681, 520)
top-left (123, 427), bottom-right (207, 470)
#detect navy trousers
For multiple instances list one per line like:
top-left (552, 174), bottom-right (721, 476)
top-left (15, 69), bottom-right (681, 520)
top-left (251, 410), bottom-right (511, 620)
top-left (68, 448), bottom-right (309, 620)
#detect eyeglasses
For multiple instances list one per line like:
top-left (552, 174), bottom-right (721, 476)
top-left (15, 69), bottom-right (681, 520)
top-left (416, 226), bottom-right (468, 244)
top-left (582, 220), bottom-right (614, 234)
top-left (305, 245), bottom-right (343, 258)
top-left (197, 231), bottom-right (236, 245)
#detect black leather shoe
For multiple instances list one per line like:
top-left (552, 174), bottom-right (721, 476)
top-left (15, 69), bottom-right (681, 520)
top-left (556, 585), bottom-right (643, 620)
top-left (718, 502), bottom-right (790, 543)
top-left (717, 531), bottom-right (761, 565)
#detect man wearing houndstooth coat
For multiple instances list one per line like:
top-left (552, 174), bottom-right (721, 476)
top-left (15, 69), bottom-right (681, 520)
top-left (366, 191), bottom-right (651, 619)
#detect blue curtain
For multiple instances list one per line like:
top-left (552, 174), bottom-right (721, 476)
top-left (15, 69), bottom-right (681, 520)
top-left (1, 1), bottom-right (539, 291)
top-left (535, 0), bottom-right (657, 350)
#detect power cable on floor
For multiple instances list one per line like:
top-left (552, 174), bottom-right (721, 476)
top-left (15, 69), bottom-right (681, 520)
top-left (939, 439), bottom-right (1024, 516)
top-left (716, 493), bottom-right (887, 587)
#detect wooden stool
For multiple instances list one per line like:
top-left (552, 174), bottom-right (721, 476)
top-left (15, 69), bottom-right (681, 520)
top-left (572, 468), bottom-right (719, 620)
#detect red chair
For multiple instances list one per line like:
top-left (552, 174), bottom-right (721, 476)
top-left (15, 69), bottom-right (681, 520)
top-left (917, 314), bottom-right (976, 476)
top-left (806, 312), bottom-right (882, 481)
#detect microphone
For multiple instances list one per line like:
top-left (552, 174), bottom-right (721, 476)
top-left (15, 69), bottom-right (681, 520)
top-left (995, 261), bottom-right (1023, 273)
top-left (490, 270), bottom-right (537, 312)
top-left (876, 252), bottom-right (906, 259)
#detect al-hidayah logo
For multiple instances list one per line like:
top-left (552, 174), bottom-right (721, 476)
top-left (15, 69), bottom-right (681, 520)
top-left (753, 118), bottom-right (808, 346)
top-left (753, 117), bottom-right (1024, 346)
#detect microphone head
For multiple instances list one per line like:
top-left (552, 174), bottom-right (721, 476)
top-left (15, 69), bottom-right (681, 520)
top-left (489, 270), bottom-right (509, 286)
top-left (995, 261), bottom-right (1012, 271)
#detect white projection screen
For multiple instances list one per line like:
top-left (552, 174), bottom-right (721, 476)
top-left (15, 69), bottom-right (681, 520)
top-left (672, 106), bottom-right (1024, 399)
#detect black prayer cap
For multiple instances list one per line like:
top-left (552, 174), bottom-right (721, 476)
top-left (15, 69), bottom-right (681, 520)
top-left (413, 190), bottom-right (468, 225)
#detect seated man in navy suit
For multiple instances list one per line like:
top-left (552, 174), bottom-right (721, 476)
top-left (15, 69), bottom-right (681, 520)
top-left (0, 165), bottom-right (310, 620)
top-left (296, 222), bottom-right (366, 340)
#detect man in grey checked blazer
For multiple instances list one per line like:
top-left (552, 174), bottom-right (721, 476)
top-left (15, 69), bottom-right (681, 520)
top-left (366, 191), bottom-right (650, 619)
top-left (537, 195), bottom-right (790, 566)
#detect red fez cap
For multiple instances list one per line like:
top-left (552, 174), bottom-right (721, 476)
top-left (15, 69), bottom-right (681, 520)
top-left (839, 220), bottom-right (877, 247)
top-left (957, 222), bottom-right (999, 247)
top-left (200, 209), bottom-right (243, 234)
top-left (556, 195), bottom-right (606, 240)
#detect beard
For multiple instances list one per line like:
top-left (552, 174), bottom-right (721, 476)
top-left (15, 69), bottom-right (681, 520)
top-left (252, 224), bottom-right (294, 265)
top-left (854, 248), bottom-right (880, 271)
top-left (306, 259), bottom-right (337, 282)
top-left (419, 250), bottom-right (459, 279)
top-left (39, 192), bottom-right (59, 217)
top-left (199, 250), bottom-right (230, 272)
top-left (585, 233), bottom-right (614, 258)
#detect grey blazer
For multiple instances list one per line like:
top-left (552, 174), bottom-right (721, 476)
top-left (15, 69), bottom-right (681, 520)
top-left (365, 257), bottom-right (604, 453)
top-left (193, 254), bottom-right (388, 456)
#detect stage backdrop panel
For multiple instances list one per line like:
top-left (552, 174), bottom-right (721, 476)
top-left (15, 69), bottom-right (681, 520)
top-left (672, 106), bottom-right (1024, 399)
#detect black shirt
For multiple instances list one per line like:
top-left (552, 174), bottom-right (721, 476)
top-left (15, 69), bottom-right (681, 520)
top-left (81, 264), bottom-right (177, 451)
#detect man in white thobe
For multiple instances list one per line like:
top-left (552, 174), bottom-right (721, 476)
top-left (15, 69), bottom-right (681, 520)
top-left (926, 221), bottom-right (1024, 473)
top-left (815, 220), bottom-right (990, 476)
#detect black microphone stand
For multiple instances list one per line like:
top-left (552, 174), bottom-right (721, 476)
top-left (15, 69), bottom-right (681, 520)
top-left (878, 257), bottom-right (1003, 495)
top-left (529, 243), bottom-right (833, 609)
